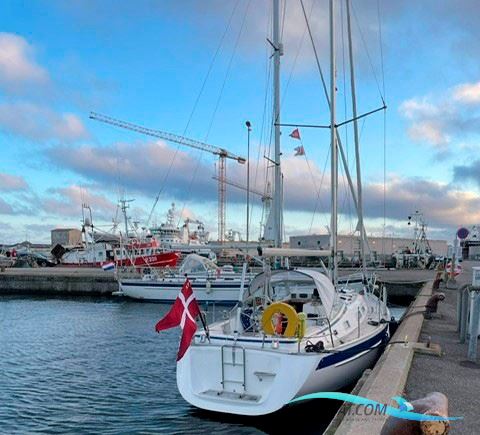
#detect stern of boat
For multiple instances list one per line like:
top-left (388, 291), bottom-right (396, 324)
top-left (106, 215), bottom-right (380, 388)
top-left (177, 343), bottom-right (319, 416)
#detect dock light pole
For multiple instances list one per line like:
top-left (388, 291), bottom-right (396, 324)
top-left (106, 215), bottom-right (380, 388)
top-left (245, 121), bottom-right (251, 258)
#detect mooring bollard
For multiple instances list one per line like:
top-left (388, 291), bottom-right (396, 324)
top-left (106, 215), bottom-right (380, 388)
top-left (467, 288), bottom-right (480, 362)
top-left (381, 392), bottom-right (450, 435)
top-left (457, 284), bottom-right (470, 341)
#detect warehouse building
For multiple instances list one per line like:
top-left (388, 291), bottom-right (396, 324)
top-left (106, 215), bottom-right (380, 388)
top-left (289, 234), bottom-right (448, 259)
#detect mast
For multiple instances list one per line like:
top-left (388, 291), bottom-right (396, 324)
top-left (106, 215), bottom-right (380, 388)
top-left (120, 198), bottom-right (134, 239)
top-left (272, 0), bottom-right (283, 248)
top-left (346, 0), bottom-right (366, 275)
top-left (330, 0), bottom-right (338, 284)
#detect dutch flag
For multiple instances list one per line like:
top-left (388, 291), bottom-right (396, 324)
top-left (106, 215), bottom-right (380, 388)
top-left (102, 261), bottom-right (115, 271)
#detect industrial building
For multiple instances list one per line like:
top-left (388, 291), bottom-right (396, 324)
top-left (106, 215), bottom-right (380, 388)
top-left (51, 228), bottom-right (83, 247)
top-left (289, 234), bottom-right (448, 259)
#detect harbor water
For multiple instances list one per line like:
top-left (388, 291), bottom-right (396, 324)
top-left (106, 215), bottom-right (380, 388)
top-left (0, 296), bottom-right (343, 434)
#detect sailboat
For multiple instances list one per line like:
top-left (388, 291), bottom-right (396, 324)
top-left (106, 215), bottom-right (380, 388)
top-left (175, 0), bottom-right (390, 416)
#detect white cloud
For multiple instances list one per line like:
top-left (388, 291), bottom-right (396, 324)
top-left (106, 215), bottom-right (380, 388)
top-left (399, 81), bottom-right (480, 152)
top-left (407, 121), bottom-right (449, 147)
top-left (0, 101), bottom-right (89, 142)
top-left (453, 81), bottom-right (480, 105)
top-left (0, 198), bottom-right (14, 215)
top-left (42, 185), bottom-right (117, 220)
top-left (0, 173), bottom-right (28, 191)
top-left (0, 32), bottom-right (49, 92)
top-left (46, 140), bottom-right (480, 230)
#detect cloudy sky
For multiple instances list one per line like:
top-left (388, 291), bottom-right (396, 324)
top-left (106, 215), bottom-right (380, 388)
top-left (1, 0), bottom-right (480, 244)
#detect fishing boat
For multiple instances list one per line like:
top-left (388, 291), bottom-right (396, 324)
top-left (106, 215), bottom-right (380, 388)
top-left (175, 0), bottom-right (390, 416)
top-left (58, 203), bottom-right (180, 269)
top-left (118, 253), bottom-right (254, 303)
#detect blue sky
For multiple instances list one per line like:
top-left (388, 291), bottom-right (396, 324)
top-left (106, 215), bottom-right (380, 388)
top-left (1, 0), bottom-right (480, 244)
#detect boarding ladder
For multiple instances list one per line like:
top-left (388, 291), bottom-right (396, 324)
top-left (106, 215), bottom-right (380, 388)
top-left (221, 344), bottom-right (246, 394)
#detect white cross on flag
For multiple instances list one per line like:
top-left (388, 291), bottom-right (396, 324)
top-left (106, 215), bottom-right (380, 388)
top-left (155, 279), bottom-right (201, 361)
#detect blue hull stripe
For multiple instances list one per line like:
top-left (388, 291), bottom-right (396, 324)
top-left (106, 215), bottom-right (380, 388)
top-left (316, 326), bottom-right (388, 370)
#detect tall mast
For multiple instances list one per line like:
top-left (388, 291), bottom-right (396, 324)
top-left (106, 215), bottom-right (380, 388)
top-left (120, 198), bottom-right (134, 239)
top-left (330, 0), bottom-right (338, 284)
top-left (272, 0), bottom-right (283, 248)
top-left (346, 0), bottom-right (366, 275)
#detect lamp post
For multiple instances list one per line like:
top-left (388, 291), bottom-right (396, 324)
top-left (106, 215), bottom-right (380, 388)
top-left (245, 121), bottom-right (251, 258)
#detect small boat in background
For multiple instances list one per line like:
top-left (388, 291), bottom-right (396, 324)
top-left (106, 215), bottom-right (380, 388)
top-left (117, 253), bottom-right (253, 303)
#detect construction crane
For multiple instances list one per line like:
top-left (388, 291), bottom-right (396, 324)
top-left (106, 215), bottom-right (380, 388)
top-left (212, 175), bottom-right (272, 200)
top-left (90, 112), bottom-right (246, 243)
top-left (213, 175), bottom-right (272, 241)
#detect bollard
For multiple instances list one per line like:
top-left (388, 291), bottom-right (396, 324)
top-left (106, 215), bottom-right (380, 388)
top-left (459, 286), bottom-right (470, 343)
top-left (457, 284), bottom-right (470, 336)
top-left (381, 392), bottom-right (450, 435)
top-left (467, 288), bottom-right (480, 363)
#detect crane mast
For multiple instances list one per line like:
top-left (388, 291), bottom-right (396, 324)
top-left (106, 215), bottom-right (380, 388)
top-left (90, 112), bottom-right (246, 243)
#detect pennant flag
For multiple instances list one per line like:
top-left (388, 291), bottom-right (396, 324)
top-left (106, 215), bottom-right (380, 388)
top-left (102, 261), bottom-right (115, 271)
top-left (289, 128), bottom-right (301, 140)
top-left (294, 145), bottom-right (305, 156)
top-left (155, 279), bottom-right (201, 361)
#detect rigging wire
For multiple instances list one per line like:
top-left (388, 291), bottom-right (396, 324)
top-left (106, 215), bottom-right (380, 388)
top-left (148, 0), bottom-right (241, 227)
top-left (350, 1), bottom-right (385, 104)
top-left (252, 11), bottom-right (273, 240)
top-left (177, 0), bottom-right (252, 231)
top-left (339, 0), bottom-right (353, 237)
top-left (377, 0), bottom-right (387, 261)
top-left (205, 0), bottom-right (252, 140)
top-left (308, 147), bottom-right (330, 234)
top-left (280, 0), bottom-right (287, 42)
top-left (172, 0), bottom-right (244, 228)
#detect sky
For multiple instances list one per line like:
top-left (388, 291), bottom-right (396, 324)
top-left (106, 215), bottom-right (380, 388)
top-left (1, 0), bottom-right (480, 244)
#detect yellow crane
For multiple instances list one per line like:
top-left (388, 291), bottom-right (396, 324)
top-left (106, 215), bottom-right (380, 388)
top-left (90, 112), bottom-right (246, 243)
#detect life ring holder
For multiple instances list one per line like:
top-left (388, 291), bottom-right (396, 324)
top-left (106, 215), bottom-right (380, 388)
top-left (262, 302), bottom-right (299, 337)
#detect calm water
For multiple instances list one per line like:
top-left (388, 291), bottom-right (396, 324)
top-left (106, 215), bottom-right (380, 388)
top-left (0, 297), bottom-right (341, 434)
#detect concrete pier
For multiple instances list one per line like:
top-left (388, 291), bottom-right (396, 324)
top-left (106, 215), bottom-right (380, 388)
top-left (328, 280), bottom-right (434, 434)
top-left (0, 268), bottom-right (117, 296)
top-left (328, 261), bottom-right (479, 434)
top-left (405, 261), bottom-right (480, 434)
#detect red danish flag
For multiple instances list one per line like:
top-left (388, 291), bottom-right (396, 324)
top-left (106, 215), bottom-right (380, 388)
top-left (155, 279), bottom-right (201, 361)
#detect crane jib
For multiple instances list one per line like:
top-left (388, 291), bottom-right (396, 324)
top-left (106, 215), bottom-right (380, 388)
top-left (89, 112), bottom-right (246, 164)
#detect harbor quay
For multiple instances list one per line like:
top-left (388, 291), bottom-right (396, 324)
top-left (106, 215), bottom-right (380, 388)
top-left (0, 266), bottom-right (428, 300)
top-left (0, 267), bottom-right (117, 295)
top-left (327, 261), bottom-right (480, 434)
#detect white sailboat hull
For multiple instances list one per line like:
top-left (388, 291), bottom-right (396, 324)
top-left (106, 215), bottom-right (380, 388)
top-left (177, 325), bottom-right (388, 416)
top-left (119, 279), bottom-right (245, 303)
